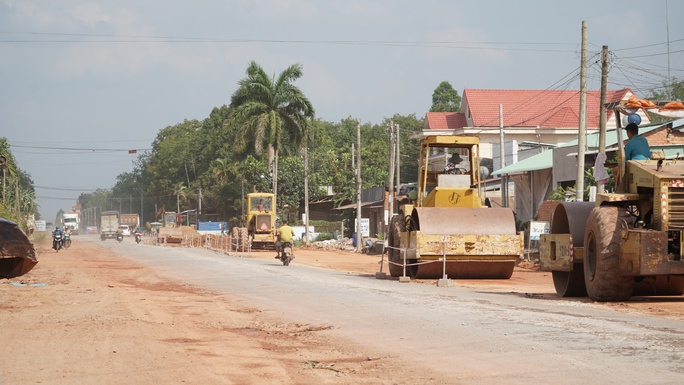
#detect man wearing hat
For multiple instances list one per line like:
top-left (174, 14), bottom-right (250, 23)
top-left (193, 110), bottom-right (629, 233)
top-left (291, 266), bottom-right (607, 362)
top-left (445, 153), bottom-right (466, 174)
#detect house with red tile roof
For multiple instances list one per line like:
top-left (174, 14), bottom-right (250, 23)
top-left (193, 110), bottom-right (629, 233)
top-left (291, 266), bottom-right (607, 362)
top-left (424, 88), bottom-right (649, 166)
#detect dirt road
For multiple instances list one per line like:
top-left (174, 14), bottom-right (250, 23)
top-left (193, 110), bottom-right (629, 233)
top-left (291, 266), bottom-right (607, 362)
top-left (2, 235), bottom-right (684, 384)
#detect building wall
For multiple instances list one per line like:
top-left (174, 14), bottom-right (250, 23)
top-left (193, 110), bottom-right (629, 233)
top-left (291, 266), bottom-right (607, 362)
top-left (642, 127), bottom-right (684, 146)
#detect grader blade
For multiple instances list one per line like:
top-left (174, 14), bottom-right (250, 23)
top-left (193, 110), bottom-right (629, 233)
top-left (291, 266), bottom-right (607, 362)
top-left (0, 218), bottom-right (37, 278)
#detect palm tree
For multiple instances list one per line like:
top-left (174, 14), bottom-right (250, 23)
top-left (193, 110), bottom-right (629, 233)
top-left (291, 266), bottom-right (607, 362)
top-left (228, 61), bottom-right (315, 214)
top-left (172, 182), bottom-right (187, 214)
top-left (211, 158), bottom-right (231, 185)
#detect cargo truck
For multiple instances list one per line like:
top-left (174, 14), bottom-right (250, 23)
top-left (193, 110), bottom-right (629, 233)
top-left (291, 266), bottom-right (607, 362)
top-left (62, 212), bottom-right (80, 235)
top-left (119, 213), bottom-right (140, 231)
top-left (100, 211), bottom-right (120, 241)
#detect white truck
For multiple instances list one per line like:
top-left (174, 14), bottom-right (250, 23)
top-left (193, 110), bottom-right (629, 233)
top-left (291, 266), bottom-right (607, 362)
top-left (100, 211), bottom-right (120, 241)
top-left (62, 212), bottom-right (80, 235)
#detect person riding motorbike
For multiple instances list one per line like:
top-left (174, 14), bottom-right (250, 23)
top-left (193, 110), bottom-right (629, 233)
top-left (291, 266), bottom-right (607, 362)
top-left (52, 226), bottom-right (64, 250)
top-left (63, 228), bottom-right (72, 248)
top-left (275, 220), bottom-right (294, 260)
top-left (134, 226), bottom-right (142, 243)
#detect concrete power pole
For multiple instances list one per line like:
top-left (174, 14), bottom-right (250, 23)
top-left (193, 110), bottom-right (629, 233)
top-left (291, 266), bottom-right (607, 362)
top-left (387, 121), bottom-right (396, 235)
top-left (356, 119), bottom-right (363, 253)
top-left (304, 122), bottom-right (310, 246)
top-left (395, 124), bottom-right (400, 201)
top-left (576, 20), bottom-right (588, 202)
top-left (598, 45), bottom-right (609, 194)
top-left (499, 104), bottom-right (507, 207)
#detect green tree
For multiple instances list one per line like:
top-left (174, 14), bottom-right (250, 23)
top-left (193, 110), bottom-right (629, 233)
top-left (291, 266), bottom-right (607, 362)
top-left (0, 138), bottom-right (37, 228)
top-left (228, 61), bottom-right (315, 213)
top-left (429, 81), bottom-right (461, 112)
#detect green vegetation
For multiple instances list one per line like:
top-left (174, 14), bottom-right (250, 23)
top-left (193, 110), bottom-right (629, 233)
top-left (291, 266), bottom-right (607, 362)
top-left (0, 137), bottom-right (38, 232)
top-left (77, 62), bottom-right (425, 227)
top-left (429, 81), bottom-right (461, 112)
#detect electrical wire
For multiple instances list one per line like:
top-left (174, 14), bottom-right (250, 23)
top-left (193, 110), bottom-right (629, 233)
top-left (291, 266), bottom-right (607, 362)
top-left (0, 31), bottom-right (579, 52)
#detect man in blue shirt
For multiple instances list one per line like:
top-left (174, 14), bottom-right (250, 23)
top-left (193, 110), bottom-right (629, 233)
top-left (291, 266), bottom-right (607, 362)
top-left (624, 123), bottom-right (650, 161)
top-left (613, 123), bottom-right (651, 184)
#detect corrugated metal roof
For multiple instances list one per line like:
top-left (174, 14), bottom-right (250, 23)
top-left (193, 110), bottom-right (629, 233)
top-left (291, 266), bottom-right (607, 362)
top-left (491, 150), bottom-right (554, 176)
top-left (491, 120), bottom-right (678, 176)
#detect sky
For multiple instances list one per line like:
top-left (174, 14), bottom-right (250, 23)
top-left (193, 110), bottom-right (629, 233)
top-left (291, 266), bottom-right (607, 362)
top-left (1, 0), bottom-right (682, 221)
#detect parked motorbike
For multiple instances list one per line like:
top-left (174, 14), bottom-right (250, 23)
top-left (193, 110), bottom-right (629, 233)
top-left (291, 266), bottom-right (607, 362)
top-left (53, 233), bottom-right (63, 252)
top-left (278, 242), bottom-right (294, 266)
top-left (63, 232), bottom-right (71, 249)
top-left (134, 231), bottom-right (142, 244)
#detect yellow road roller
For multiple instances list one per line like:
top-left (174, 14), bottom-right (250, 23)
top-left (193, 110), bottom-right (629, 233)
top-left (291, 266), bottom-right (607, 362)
top-left (387, 132), bottom-right (524, 279)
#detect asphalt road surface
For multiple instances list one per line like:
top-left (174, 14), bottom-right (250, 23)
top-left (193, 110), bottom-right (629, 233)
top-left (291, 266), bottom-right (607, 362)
top-left (94, 237), bottom-right (684, 384)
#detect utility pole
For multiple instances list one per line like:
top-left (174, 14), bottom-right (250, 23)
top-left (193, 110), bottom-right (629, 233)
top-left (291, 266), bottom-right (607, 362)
top-left (395, 124), bottom-right (400, 199)
top-left (304, 120), bottom-right (310, 246)
top-left (356, 119), bottom-right (362, 253)
top-left (15, 177), bottom-right (20, 216)
top-left (576, 20), bottom-right (588, 202)
top-left (140, 188), bottom-right (144, 226)
top-left (499, 104), bottom-right (507, 207)
top-left (387, 121), bottom-right (396, 234)
top-left (598, 45), bottom-right (609, 194)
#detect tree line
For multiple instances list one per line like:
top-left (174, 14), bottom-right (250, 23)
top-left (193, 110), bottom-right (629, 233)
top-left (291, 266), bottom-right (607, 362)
top-left (77, 61), bottom-right (431, 228)
top-left (4, 60), bottom-right (680, 232)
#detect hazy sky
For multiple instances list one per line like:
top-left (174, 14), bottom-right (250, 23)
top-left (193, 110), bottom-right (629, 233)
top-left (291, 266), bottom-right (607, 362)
top-left (1, 0), bottom-right (682, 220)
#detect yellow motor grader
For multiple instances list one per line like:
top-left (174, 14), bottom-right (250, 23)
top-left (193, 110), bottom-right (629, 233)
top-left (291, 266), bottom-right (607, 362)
top-left (233, 192), bottom-right (277, 251)
top-left (387, 131), bottom-right (524, 279)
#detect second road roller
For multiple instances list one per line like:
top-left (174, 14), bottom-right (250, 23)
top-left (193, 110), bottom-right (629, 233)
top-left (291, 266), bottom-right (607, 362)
top-left (387, 131), bottom-right (524, 279)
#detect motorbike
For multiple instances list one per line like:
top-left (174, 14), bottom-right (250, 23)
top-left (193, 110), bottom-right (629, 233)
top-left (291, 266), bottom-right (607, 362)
top-left (116, 233), bottom-right (123, 243)
top-left (52, 233), bottom-right (63, 252)
top-left (277, 242), bottom-right (294, 266)
top-left (134, 231), bottom-right (142, 244)
top-left (63, 232), bottom-right (71, 249)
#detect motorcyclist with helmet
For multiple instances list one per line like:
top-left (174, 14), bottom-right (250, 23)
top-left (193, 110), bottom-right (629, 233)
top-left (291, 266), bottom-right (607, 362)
top-left (52, 226), bottom-right (64, 250)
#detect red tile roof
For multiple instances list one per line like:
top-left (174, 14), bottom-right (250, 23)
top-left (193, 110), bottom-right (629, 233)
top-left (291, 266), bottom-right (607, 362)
top-left (426, 88), bottom-right (632, 129)
top-left (424, 112), bottom-right (468, 130)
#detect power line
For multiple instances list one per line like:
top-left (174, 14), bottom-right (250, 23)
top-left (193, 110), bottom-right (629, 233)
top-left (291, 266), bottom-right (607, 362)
top-left (0, 31), bottom-right (579, 52)
top-left (9, 144), bottom-right (151, 152)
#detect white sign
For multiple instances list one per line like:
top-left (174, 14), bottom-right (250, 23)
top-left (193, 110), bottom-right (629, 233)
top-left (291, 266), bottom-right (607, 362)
top-left (355, 218), bottom-right (370, 237)
top-left (35, 220), bottom-right (47, 232)
top-left (529, 221), bottom-right (550, 241)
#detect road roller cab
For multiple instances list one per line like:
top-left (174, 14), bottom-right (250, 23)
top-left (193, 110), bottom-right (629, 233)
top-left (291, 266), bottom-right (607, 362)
top-left (387, 131), bottom-right (524, 280)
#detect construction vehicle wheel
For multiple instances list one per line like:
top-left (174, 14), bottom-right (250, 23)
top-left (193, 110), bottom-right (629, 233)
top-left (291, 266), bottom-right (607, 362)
top-left (583, 207), bottom-right (634, 301)
top-left (240, 227), bottom-right (249, 252)
top-left (549, 202), bottom-right (595, 297)
top-left (552, 267), bottom-right (586, 297)
top-left (232, 227), bottom-right (240, 251)
top-left (387, 216), bottom-right (404, 277)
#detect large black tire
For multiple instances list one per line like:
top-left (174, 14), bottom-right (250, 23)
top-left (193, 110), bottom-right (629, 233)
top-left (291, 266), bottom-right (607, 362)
top-left (583, 207), bottom-right (635, 301)
top-left (240, 228), bottom-right (249, 252)
top-left (387, 216), bottom-right (404, 277)
top-left (231, 227), bottom-right (240, 251)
